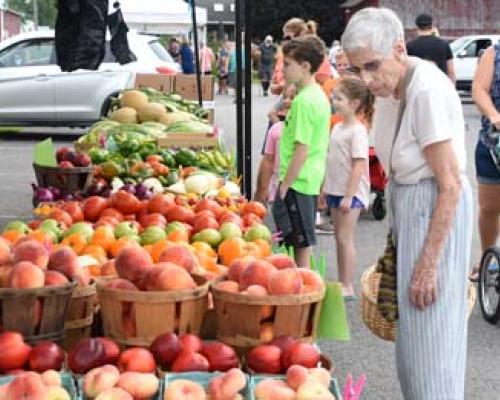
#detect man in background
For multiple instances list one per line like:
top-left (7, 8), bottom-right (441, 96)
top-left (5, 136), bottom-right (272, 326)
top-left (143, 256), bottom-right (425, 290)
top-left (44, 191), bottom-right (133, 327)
top-left (406, 13), bottom-right (456, 85)
top-left (258, 35), bottom-right (277, 96)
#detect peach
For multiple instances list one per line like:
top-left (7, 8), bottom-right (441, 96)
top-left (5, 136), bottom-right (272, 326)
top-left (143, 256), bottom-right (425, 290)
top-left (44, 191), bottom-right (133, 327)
top-left (118, 348), bottom-right (156, 373)
top-left (104, 278), bottom-right (139, 291)
top-left (282, 342), bottom-right (320, 370)
top-left (0, 263), bottom-right (14, 288)
top-left (0, 384), bottom-right (8, 398)
top-left (238, 259), bottom-right (275, 291)
top-left (144, 262), bottom-right (173, 290)
top-left (48, 246), bottom-right (80, 279)
top-left (261, 305), bottom-right (274, 320)
top-left (259, 322), bottom-right (274, 343)
top-left (116, 372), bottom-right (159, 399)
top-left (73, 266), bottom-right (92, 287)
top-left (101, 260), bottom-right (117, 277)
top-left (296, 380), bottom-right (335, 400)
top-left (253, 378), bottom-right (295, 400)
top-left (41, 370), bottom-right (61, 387)
top-left (13, 240), bottom-right (48, 269)
top-left (266, 254), bottom-right (297, 270)
top-left (286, 365), bottom-right (309, 390)
top-left (9, 261), bottom-right (45, 289)
top-left (246, 345), bottom-right (282, 374)
top-left (227, 256), bottom-right (254, 282)
top-left (298, 268), bottom-right (324, 293)
top-left (83, 365), bottom-right (121, 398)
top-left (5, 373), bottom-right (48, 400)
top-left (95, 387), bottom-right (133, 400)
top-left (268, 268), bottom-right (303, 295)
top-left (46, 385), bottom-right (71, 400)
top-left (151, 265), bottom-right (196, 291)
top-left (308, 367), bottom-right (331, 388)
top-left (163, 379), bottom-right (206, 400)
top-left (44, 270), bottom-right (69, 287)
top-left (215, 280), bottom-right (239, 293)
top-left (158, 245), bottom-right (197, 272)
top-left (208, 368), bottom-right (246, 400)
top-left (242, 284), bottom-right (268, 296)
top-left (115, 246), bottom-right (154, 289)
top-left (0, 239), bottom-right (12, 264)
top-left (171, 351), bottom-right (209, 373)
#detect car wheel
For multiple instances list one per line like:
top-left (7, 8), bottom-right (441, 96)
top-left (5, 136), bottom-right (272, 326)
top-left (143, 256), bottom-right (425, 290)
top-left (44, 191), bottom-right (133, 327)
top-left (100, 92), bottom-right (120, 118)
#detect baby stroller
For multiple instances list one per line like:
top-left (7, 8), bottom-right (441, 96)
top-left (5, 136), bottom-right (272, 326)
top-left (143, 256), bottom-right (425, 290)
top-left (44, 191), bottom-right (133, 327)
top-left (368, 147), bottom-right (388, 220)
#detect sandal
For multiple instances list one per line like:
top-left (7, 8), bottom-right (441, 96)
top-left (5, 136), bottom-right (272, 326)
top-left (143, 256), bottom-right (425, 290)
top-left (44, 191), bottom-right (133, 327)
top-left (469, 264), bottom-right (480, 282)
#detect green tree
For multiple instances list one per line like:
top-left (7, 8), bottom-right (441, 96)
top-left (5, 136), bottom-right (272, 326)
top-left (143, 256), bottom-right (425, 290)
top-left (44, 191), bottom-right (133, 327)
top-left (7, 0), bottom-right (57, 28)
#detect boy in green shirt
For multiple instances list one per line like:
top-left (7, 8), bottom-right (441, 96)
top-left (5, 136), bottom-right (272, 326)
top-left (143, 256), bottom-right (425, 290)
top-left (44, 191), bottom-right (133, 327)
top-left (272, 35), bottom-right (331, 268)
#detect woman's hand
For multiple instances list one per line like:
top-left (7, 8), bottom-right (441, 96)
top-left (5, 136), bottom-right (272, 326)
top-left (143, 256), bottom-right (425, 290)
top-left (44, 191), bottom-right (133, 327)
top-left (490, 113), bottom-right (500, 130)
top-left (410, 260), bottom-right (438, 310)
top-left (340, 197), bottom-right (352, 214)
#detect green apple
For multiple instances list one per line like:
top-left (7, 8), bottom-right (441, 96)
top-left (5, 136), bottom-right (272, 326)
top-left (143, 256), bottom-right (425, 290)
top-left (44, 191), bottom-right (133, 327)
top-left (192, 228), bottom-right (222, 248)
top-left (244, 224), bottom-right (272, 242)
top-left (39, 219), bottom-right (64, 241)
top-left (219, 222), bottom-right (242, 241)
top-left (63, 222), bottom-right (94, 241)
top-left (165, 221), bottom-right (187, 235)
top-left (140, 226), bottom-right (166, 245)
top-left (4, 221), bottom-right (30, 234)
top-left (114, 221), bottom-right (139, 239)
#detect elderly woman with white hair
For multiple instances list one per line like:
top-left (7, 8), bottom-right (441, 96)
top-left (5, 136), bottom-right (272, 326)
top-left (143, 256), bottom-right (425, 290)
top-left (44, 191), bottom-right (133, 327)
top-left (342, 8), bottom-right (472, 399)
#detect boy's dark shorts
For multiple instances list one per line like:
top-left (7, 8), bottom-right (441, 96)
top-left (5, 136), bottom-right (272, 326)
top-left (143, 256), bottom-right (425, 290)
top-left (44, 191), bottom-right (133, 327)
top-left (272, 187), bottom-right (317, 248)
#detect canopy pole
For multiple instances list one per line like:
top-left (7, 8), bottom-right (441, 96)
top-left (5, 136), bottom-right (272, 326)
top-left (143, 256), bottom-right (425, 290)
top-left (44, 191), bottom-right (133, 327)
top-left (235, 0), bottom-right (244, 183)
top-left (243, 0), bottom-right (252, 198)
top-left (190, 0), bottom-right (203, 107)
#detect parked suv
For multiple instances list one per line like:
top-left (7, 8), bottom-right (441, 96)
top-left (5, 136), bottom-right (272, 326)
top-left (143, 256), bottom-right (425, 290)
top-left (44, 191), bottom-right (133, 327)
top-left (452, 34), bottom-right (500, 91)
top-left (0, 30), bottom-right (180, 126)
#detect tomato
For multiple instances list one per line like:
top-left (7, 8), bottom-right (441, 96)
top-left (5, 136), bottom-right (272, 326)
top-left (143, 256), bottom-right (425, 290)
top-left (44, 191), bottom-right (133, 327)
top-left (145, 155), bottom-right (163, 164)
top-left (99, 208), bottom-right (124, 222)
top-left (49, 209), bottom-right (73, 228)
top-left (192, 215), bottom-right (219, 233)
top-left (94, 216), bottom-right (120, 229)
top-left (60, 201), bottom-right (84, 223)
top-left (195, 210), bottom-right (216, 220)
top-left (242, 213), bottom-right (262, 228)
top-left (243, 201), bottom-right (267, 219)
top-left (111, 190), bottom-right (141, 215)
top-left (166, 205), bottom-right (195, 225)
top-left (147, 194), bottom-right (176, 216)
top-left (83, 196), bottom-right (109, 222)
top-left (138, 213), bottom-right (167, 229)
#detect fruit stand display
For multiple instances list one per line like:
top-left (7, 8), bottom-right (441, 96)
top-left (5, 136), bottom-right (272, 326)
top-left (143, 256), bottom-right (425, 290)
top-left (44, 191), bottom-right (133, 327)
top-left (0, 84), bottom-right (348, 399)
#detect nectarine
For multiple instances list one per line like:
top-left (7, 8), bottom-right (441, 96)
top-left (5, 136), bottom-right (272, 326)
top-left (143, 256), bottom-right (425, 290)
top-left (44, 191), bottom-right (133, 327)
top-left (13, 240), bottom-right (48, 269)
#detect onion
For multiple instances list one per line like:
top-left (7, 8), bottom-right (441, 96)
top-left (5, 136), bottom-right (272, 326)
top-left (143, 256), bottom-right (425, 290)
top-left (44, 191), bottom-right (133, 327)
top-left (61, 193), bottom-right (75, 201)
top-left (121, 183), bottom-right (136, 195)
top-left (48, 186), bottom-right (62, 200)
top-left (135, 183), bottom-right (149, 200)
top-left (101, 188), bottom-right (112, 198)
top-left (86, 180), bottom-right (107, 196)
top-left (32, 184), bottom-right (54, 203)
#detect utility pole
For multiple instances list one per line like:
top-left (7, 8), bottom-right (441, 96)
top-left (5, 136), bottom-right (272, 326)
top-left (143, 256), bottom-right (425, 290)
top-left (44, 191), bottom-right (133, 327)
top-left (33, 0), bottom-right (38, 29)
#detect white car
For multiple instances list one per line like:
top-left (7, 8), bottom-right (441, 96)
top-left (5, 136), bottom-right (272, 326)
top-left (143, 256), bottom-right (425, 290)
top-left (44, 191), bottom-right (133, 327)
top-left (452, 34), bottom-right (500, 91)
top-left (0, 30), bottom-right (180, 126)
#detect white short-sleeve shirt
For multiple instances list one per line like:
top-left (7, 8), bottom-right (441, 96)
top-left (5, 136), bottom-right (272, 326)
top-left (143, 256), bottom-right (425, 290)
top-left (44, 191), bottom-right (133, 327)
top-left (371, 58), bottom-right (466, 185)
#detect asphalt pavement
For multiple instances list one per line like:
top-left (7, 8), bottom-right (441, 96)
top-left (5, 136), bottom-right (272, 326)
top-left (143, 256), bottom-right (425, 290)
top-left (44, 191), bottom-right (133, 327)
top-left (0, 86), bottom-right (499, 399)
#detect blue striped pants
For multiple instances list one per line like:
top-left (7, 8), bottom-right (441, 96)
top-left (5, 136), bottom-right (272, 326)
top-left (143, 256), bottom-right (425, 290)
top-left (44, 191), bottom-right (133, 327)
top-left (391, 177), bottom-right (473, 400)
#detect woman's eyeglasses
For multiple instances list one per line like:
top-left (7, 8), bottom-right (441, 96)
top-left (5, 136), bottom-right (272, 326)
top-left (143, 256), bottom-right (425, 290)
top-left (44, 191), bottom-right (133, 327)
top-left (282, 35), bottom-right (293, 41)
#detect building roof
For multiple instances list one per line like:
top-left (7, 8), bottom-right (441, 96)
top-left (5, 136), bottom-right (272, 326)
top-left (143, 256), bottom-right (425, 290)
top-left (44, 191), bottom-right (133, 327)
top-left (195, 0), bottom-right (234, 24)
top-left (0, 7), bottom-right (23, 17)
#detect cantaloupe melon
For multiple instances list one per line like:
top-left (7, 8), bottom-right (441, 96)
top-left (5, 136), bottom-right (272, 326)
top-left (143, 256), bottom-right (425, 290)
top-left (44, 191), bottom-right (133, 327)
top-left (138, 102), bottom-right (167, 122)
top-left (110, 107), bottom-right (138, 124)
top-left (120, 90), bottom-right (149, 110)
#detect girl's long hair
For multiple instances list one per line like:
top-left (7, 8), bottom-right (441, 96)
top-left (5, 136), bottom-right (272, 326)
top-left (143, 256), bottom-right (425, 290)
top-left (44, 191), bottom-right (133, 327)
top-left (336, 77), bottom-right (375, 127)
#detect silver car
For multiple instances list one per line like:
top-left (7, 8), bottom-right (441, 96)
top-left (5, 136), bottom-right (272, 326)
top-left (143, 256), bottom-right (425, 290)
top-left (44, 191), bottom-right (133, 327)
top-left (0, 30), bottom-right (180, 126)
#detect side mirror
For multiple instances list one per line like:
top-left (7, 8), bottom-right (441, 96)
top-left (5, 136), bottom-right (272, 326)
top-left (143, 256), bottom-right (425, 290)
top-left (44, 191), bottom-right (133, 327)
top-left (457, 50), bottom-right (467, 58)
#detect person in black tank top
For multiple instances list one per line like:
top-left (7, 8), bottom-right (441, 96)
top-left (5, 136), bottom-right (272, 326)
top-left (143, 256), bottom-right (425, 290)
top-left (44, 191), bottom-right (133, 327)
top-left (406, 13), bottom-right (456, 85)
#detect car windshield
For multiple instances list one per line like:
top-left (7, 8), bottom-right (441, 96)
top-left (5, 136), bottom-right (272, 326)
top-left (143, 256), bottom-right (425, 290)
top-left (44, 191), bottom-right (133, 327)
top-left (450, 37), bottom-right (470, 54)
top-left (148, 40), bottom-right (174, 63)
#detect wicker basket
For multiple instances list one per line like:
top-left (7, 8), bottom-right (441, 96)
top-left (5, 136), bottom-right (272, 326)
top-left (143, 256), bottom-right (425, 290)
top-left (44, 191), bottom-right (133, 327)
top-left (211, 281), bottom-right (325, 349)
top-left (0, 283), bottom-right (76, 344)
top-left (360, 265), bottom-right (477, 342)
top-left (97, 275), bottom-right (209, 347)
top-left (62, 281), bottom-right (98, 350)
top-left (33, 163), bottom-right (93, 195)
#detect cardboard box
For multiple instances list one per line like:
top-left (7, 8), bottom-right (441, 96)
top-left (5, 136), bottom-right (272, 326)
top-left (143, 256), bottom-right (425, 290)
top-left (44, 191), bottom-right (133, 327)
top-left (134, 73), bottom-right (174, 92)
top-left (175, 74), bottom-right (214, 101)
top-left (157, 132), bottom-right (219, 149)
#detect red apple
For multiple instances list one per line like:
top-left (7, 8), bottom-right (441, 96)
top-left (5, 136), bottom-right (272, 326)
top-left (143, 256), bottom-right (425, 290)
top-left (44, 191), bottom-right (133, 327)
top-left (96, 337), bottom-right (120, 365)
top-left (0, 331), bottom-right (31, 373)
top-left (118, 348), bottom-right (156, 373)
top-left (281, 342), bottom-right (320, 370)
top-left (68, 338), bottom-right (106, 374)
top-left (56, 146), bottom-right (72, 163)
top-left (171, 351), bottom-right (209, 373)
top-left (247, 345), bottom-right (282, 374)
top-left (201, 342), bottom-right (239, 372)
top-left (150, 333), bottom-right (181, 369)
top-left (74, 152), bottom-right (91, 167)
top-left (179, 333), bottom-right (203, 353)
top-left (269, 336), bottom-right (297, 354)
top-left (58, 160), bottom-right (74, 169)
top-left (28, 341), bottom-right (64, 372)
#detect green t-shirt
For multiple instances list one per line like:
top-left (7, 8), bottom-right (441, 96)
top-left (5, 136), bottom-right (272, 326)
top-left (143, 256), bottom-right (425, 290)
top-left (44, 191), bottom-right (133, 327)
top-left (279, 83), bottom-right (331, 195)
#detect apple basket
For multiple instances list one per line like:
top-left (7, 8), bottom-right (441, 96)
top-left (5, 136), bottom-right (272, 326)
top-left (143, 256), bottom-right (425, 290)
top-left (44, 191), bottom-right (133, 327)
top-left (97, 275), bottom-right (210, 347)
top-left (32, 163), bottom-right (93, 195)
top-left (62, 280), bottom-right (98, 350)
top-left (211, 282), bottom-right (325, 349)
top-left (0, 282), bottom-right (76, 344)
